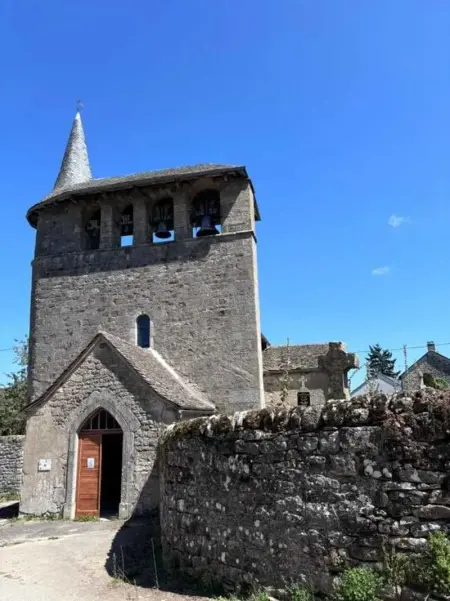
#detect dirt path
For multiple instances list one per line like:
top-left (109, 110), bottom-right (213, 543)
top-left (0, 518), bottom-right (205, 601)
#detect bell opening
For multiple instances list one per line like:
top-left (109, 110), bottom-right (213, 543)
top-left (196, 226), bottom-right (219, 237)
top-left (194, 215), bottom-right (220, 238)
top-left (153, 220), bottom-right (174, 242)
top-left (152, 223), bottom-right (174, 244)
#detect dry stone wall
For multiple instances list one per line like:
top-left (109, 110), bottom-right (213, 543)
top-left (0, 436), bottom-right (24, 497)
top-left (159, 390), bottom-right (450, 593)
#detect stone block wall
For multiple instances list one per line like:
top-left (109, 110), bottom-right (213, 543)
top-left (159, 390), bottom-right (450, 593)
top-left (264, 370), bottom-right (329, 408)
top-left (30, 231), bottom-right (263, 414)
top-left (0, 436), bottom-right (24, 497)
top-left (20, 344), bottom-right (172, 518)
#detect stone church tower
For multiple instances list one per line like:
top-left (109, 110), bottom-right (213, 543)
top-left (20, 110), bottom-right (264, 518)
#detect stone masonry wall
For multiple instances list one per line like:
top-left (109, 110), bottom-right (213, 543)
top-left (29, 176), bottom-right (263, 417)
top-left (0, 436), bottom-right (24, 496)
top-left (264, 370), bottom-right (328, 408)
top-left (20, 344), bottom-right (174, 518)
top-left (160, 389), bottom-right (450, 594)
top-left (30, 232), bottom-right (263, 415)
top-left (402, 354), bottom-right (450, 392)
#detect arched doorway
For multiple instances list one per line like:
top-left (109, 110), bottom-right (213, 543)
top-left (75, 409), bottom-right (123, 518)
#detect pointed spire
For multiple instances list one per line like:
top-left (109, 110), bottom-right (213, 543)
top-left (53, 107), bottom-right (92, 191)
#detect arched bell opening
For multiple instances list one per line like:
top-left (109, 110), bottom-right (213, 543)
top-left (120, 204), bottom-right (134, 247)
top-left (76, 408), bottom-right (123, 518)
top-left (150, 198), bottom-right (174, 244)
top-left (84, 208), bottom-right (101, 250)
top-left (191, 189), bottom-right (221, 238)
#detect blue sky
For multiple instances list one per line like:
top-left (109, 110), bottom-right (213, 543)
top-left (0, 0), bottom-right (449, 387)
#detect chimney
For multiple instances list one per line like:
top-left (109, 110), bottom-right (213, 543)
top-left (427, 341), bottom-right (436, 353)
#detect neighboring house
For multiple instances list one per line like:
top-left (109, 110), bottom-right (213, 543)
top-left (263, 342), bottom-right (359, 408)
top-left (401, 342), bottom-right (450, 392)
top-left (350, 373), bottom-right (402, 397)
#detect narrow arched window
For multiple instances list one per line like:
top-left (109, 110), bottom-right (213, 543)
top-left (136, 314), bottom-right (150, 348)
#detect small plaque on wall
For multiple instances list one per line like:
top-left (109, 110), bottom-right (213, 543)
top-left (38, 459), bottom-right (51, 472)
top-left (87, 458), bottom-right (95, 469)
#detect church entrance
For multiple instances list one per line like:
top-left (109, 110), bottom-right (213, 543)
top-left (75, 409), bottom-right (123, 518)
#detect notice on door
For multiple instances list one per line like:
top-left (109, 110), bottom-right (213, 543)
top-left (87, 457), bottom-right (95, 469)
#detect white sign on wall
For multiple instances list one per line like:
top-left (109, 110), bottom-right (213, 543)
top-left (87, 458), bottom-right (95, 469)
top-left (38, 459), bottom-right (51, 472)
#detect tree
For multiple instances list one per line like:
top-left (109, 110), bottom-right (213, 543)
top-left (366, 344), bottom-right (400, 378)
top-left (0, 338), bottom-right (29, 435)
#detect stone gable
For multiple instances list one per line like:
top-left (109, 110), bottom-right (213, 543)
top-left (21, 344), bottom-right (176, 518)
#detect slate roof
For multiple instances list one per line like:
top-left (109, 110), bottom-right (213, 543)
top-left (53, 111), bottom-right (92, 192)
top-left (27, 163), bottom-right (260, 226)
top-left (400, 350), bottom-right (450, 379)
top-left (24, 332), bottom-right (215, 413)
top-left (351, 373), bottom-right (402, 397)
top-left (263, 344), bottom-right (330, 372)
top-left (102, 332), bottom-right (215, 411)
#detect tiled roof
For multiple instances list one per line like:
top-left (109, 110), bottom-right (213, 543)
top-left (263, 344), bottom-right (330, 372)
top-left (27, 163), bottom-right (255, 226)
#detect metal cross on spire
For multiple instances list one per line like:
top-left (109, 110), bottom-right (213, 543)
top-left (76, 99), bottom-right (84, 112)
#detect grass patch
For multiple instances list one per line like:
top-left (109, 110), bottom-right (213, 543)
top-left (0, 491), bottom-right (20, 502)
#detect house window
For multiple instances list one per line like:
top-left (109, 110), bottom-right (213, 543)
top-left (136, 314), bottom-right (150, 348)
top-left (297, 391), bottom-right (310, 407)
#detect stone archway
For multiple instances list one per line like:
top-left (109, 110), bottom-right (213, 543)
top-left (63, 391), bottom-right (140, 520)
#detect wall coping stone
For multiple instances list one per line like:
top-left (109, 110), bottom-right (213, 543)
top-left (161, 388), bottom-right (450, 443)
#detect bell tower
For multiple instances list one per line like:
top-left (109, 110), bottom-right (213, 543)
top-left (27, 110), bottom-right (264, 415)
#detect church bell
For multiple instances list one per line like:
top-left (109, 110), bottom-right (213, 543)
top-left (196, 215), bottom-right (219, 237)
top-left (154, 220), bottom-right (171, 239)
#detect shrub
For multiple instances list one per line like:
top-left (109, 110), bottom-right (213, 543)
top-left (250, 591), bottom-right (271, 601)
top-left (410, 531), bottom-right (450, 596)
top-left (382, 540), bottom-right (408, 593)
top-left (288, 584), bottom-right (315, 601)
top-left (334, 567), bottom-right (381, 601)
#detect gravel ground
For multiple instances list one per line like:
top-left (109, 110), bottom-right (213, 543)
top-left (0, 516), bottom-right (206, 601)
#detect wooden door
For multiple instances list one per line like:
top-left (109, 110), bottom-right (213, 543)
top-left (76, 434), bottom-right (102, 518)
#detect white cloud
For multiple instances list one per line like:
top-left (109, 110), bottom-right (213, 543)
top-left (372, 266), bottom-right (390, 276)
top-left (388, 214), bottom-right (411, 228)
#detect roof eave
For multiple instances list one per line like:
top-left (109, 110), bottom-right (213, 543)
top-left (27, 165), bottom-right (260, 227)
